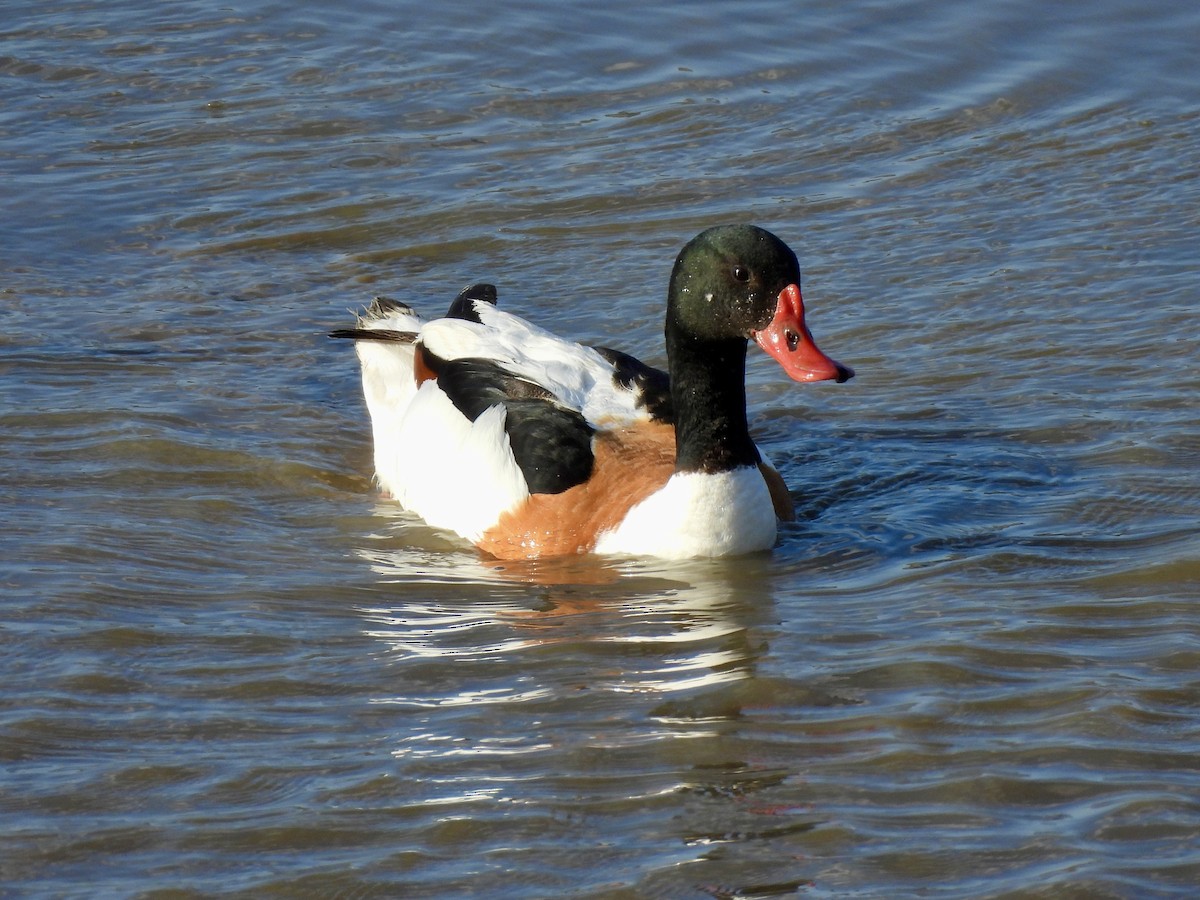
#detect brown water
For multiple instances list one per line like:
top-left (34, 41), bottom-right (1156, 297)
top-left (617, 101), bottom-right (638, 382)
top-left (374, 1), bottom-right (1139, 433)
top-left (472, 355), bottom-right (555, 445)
top-left (3, 0), bottom-right (1198, 896)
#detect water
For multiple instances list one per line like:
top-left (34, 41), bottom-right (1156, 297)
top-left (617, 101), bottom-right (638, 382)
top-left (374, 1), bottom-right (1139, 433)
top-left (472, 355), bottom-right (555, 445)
top-left (3, 0), bottom-right (1198, 896)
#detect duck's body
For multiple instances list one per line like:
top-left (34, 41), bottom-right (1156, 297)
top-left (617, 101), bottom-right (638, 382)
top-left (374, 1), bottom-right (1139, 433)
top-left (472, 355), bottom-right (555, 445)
top-left (334, 225), bottom-right (852, 560)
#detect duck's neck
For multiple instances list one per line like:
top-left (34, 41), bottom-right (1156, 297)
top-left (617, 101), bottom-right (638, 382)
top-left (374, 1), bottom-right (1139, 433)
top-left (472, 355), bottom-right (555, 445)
top-left (666, 332), bottom-right (761, 474)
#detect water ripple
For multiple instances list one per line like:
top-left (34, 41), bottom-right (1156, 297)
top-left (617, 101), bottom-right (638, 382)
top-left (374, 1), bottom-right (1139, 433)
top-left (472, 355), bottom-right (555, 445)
top-left (4, 0), bottom-right (1200, 896)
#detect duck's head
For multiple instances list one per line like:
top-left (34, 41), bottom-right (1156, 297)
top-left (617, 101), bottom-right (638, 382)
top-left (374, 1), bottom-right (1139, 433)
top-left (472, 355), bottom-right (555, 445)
top-left (667, 224), bottom-right (853, 383)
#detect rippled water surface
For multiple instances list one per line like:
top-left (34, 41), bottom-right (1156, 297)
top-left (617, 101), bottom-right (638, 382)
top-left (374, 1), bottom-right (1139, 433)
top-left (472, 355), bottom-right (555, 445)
top-left (3, 0), bottom-right (1198, 896)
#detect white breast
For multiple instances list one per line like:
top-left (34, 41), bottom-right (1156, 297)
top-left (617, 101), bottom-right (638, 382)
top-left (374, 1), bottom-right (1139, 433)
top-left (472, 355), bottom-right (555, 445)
top-left (594, 466), bottom-right (777, 558)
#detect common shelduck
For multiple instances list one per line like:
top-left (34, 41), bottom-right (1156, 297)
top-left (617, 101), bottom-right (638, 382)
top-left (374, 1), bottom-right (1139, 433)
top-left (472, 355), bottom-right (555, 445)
top-left (332, 224), bottom-right (853, 559)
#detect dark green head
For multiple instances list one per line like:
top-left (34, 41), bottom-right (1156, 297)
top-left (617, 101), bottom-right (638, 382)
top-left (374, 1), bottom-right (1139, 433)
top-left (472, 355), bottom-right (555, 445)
top-left (666, 225), bottom-right (853, 383)
top-left (667, 224), bottom-right (801, 343)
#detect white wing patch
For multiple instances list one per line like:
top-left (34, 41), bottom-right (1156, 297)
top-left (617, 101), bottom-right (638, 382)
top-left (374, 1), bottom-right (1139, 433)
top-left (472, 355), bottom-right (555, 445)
top-left (381, 382), bottom-right (529, 542)
top-left (420, 304), bottom-right (650, 427)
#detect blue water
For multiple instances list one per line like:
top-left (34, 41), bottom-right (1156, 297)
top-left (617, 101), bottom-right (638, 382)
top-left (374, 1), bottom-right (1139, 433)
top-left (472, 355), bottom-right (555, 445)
top-left (2, 0), bottom-right (1198, 896)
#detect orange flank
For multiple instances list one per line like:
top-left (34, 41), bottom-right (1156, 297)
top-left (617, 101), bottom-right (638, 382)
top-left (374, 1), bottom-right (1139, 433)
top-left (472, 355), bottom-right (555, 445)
top-left (759, 461), bottom-right (796, 522)
top-left (413, 343), bottom-right (437, 387)
top-left (478, 421), bottom-right (677, 559)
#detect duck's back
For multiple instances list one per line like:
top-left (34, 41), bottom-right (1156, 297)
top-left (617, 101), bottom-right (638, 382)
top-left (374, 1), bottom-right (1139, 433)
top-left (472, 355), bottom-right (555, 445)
top-left (346, 293), bottom-right (673, 549)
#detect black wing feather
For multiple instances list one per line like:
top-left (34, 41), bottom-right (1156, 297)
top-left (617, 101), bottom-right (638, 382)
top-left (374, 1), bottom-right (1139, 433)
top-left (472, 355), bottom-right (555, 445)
top-left (436, 358), bottom-right (594, 495)
top-left (592, 346), bottom-right (674, 423)
top-left (329, 297), bottom-right (420, 342)
top-left (328, 328), bottom-right (416, 342)
top-left (445, 283), bottom-right (499, 322)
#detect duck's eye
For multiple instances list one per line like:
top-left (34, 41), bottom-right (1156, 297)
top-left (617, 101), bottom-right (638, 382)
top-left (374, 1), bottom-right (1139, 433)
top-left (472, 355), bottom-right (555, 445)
top-left (732, 265), bottom-right (751, 283)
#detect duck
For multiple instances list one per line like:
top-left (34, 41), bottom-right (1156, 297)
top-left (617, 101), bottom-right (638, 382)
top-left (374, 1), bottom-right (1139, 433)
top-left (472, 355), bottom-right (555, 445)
top-left (331, 224), bottom-right (853, 560)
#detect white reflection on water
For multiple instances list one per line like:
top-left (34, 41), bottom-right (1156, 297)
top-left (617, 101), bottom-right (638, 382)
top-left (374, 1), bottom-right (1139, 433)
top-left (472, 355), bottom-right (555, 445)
top-left (355, 509), bottom-right (789, 858)
top-left (356, 522), bottom-right (771, 711)
top-left (391, 734), bottom-right (556, 759)
top-left (360, 602), bottom-right (535, 660)
top-left (369, 686), bottom-right (557, 708)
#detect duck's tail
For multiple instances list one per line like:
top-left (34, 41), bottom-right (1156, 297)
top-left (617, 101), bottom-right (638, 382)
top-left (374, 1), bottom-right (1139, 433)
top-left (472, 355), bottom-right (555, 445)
top-left (333, 298), bottom-right (425, 488)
